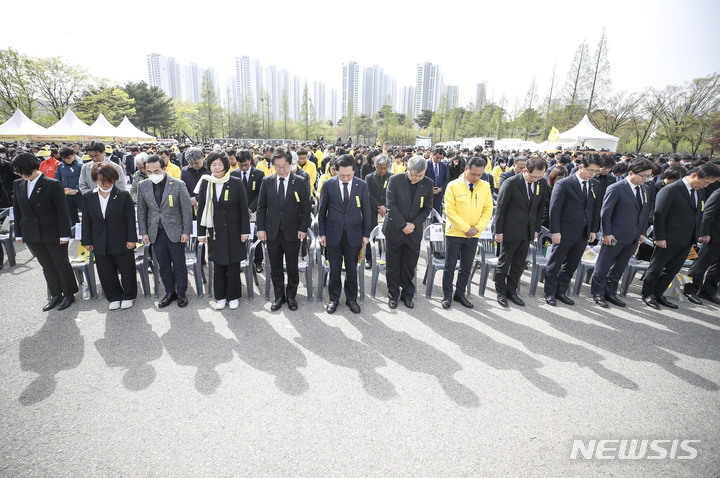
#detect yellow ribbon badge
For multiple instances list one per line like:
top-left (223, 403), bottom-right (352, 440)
top-left (420, 196), bottom-right (424, 208)
top-left (383, 180), bottom-right (388, 188)
top-left (294, 191), bottom-right (300, 202)
top-left (224, 190), bottom-right (229, 201)
top-left (168, 194), bottom-right (174, 207)
top-left (252, 181), bottom-right (256, 191)
top-left (355, 196), bottom-right (360, 207)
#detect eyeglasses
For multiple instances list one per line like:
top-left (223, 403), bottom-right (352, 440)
top-left (637, 173), bottom-right (653, 180)
top-left (585, 168), bottom-right (601, 176)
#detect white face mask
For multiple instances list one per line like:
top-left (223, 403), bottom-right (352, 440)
top-left (291, 164), bottom-right (298, 172)
top-left (148, 173), bottom-right (165, 184)
top-left (98, 185), bottom-right (113, 193)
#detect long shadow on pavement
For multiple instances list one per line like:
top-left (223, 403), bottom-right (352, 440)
top-left (18, 309), bottom-right (84, 405)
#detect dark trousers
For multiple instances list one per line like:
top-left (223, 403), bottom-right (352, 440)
top-left (26, 241), bottom-right (78, 298)
top-left (267, 237), bottom-right (301, 300)
top-left (153, 227), bottom-right (188, 295)
top-left (385, 236), bottom-right (420, 300)
top-left (495, 239), bottom-right (530, 297)
top-left (432, 195), bottom-right (443, 221)
top-left (326, 231), bottom-right (360, 302)
top-left (95, 250), bottom-right (137, 302)
top-left (685, 243), bottom-right (720, 296)
top-left (544, 237), bottom-right (587, 296)
top-left (591, 242), bottom-right (636, 297)
top-left (214, 262), bottom-right (241, 301)
top-left (66, 193), bottom-right (83, 225)
top-left (641, 243), bottom-right (691, 298)
top-left (254, 240), bottom-right (264, 266)
top-left (442, 236), bottom-right (478, 299)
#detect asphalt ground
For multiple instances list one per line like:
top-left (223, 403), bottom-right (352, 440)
top-left (1, 244), bottom-right (718, 477)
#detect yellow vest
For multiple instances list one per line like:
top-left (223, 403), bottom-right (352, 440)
top-left (444, 177), bottom-right (493, 238)
top-left (298, 160), bottom-right (317, 191)
top-left (256, 160), bottom-right (275, 176)
top-left (166, 161), bottom-right (182, 179)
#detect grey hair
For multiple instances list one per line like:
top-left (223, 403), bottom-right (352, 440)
top-left (407, 155), bottom-right (427, 174)
top-left (135, 152), bottom-right (149, 167)
top-left (375, 154), bottom-right (390, 166)
top-left (185, 147), bottom-right (204, 164)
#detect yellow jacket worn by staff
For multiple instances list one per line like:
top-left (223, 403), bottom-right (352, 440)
top-left (444, 177), bottom-right (494, 238)
top-left (166, 161), bottom-right (182, 179)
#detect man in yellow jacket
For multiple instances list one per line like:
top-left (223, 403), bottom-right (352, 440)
top-left (297, 148), bottom-right (317, 192)
top-left (441, 155), bottom-right (494, 309)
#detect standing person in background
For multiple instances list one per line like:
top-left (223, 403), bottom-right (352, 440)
top-left (38, 148), bottom-right (60, 179)
top-left (684, 187), bottom-right (720, 304)
top-left (491, 156), bottom-right (510, 190)
top-left (448, 153), bottom-right (465, 181)
top-left (196, 152), bottom-right (251, 311)
top-left (425, 148), bottom-right (450, 218)
top-left (542, 166), bottom-right (568, 229)
top-left (79, 141), bottom-right (126, 195)
top-left (498, 156), bottom-right (527, 189)
top-left (360, 150), bottom-right (377, 180)
top-left (13, 153), bottom-right (77, 311)
top-left (365, 154), bottom-right (393, 269)
top-left (231, 150), bottom-right (265, 273)
top-left (441, 155), bottom-right (494, 310)
top-left (180, 147), bottom-right (210, 212)
top-left (81, 163), bottom-right (138, 310)
top-left (391, 153), bottom-right (407, 175)
top-left (297, 149), bottom-right (318, 193)
top-left (54, 146), bottom-right (84, 225)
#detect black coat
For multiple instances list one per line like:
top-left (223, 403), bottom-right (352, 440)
top-left (494, 173), bottom-right (548, 243)
top-left (366, 170), bottom-right (392, 226)
top-left (196, 176), bottom-right (251, 265)
top-left (383, 174), bottom-right (434, 246)
top-left (230, 167), bottom-right (265, 212)
top-left (81, 187), bottom-right (137, 255)
top-left (256, 173), bottom-right (311, 242)
top-left (13, 174), bottom-right (71, 243)
top-left (700, 188), bottom-right (720, 244)
top-left (654, 179), bottom-right (705, 247)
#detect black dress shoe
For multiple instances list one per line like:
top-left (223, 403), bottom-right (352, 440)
top-left (497, 294), bottom-right (509, 307)
top-left (365, 261), bottom-right (372, 270)
top-left (177, 293), bottom-right (188, 308)
top-left (326, 301), bottom-right (338, 314)
top-left (594, 296), bottom-right (609, 308)
top-left (388, 298), bottom-right (398, 309)
top-left (684, 293), bottom-right (703, 305)
top-left (159, 292), bottom-right (177, 308)
top-left (605, 295), bottom-right (626, 307)
top-left (441, 297), bottom-right (452, 309)
top-left (270, 297), bottom-right (285, 311)
top-left (698, 292), bottom-right (720, 305)
top-left (346, 300), bottom-right (361, 313)
top-left (402, 297), bottom-right (414, 309)
top-left (57, 295), bottom-right (75, 311)
top-left (545, 295), bottom-right (557, 306)
top-left (556, 293), bottom-right (575, 305)
top-left (287, 298), bottom-right (298, 311)
top-left (254, 263), bottom-right (264, 274)
top-left (656, 296), bottom-right (678, 309)
top-left (43, 295), bottom-right (62, 312)
top-left (642, 295), bottom-right (660, 310)
top-left (508, 293), bottom-right (525, 307)
top-left (453, 295), bottom-right (474, 308)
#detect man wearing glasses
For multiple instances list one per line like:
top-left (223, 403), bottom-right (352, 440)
top-left (590, 159), bottom-right (654, 308)
top-left (544, 154), bottom-right (602, 306)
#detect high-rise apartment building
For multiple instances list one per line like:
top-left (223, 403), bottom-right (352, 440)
top-left (342, 61), bottom-right (359, 117)
top-left (235, 56), bottom-right (263, 113)
top-left (414, 62), bottom-right (443, 116)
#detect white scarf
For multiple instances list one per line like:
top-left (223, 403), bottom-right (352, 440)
top-left (194, 173), bottom-right (230, 237)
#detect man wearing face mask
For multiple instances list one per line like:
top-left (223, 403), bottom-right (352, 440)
top-left (137, 154), bottom-right (194, 308)
top-left (78, 141), bottom-right (126, 195)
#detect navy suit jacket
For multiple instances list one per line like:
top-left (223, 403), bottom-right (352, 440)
top-left (318, 176), bottom-right (371, 248)
top-left (653, 179), bottom-right (704, 247)
top-left (425, 160), bottom-right (449, 192)
top-left (700, 188), bottom-right (720, 244)
top-left (600, 179), bottom-right (651, 245)
top-left (549, 175), bottom-right (601, 241)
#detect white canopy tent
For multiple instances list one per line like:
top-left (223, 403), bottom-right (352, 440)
top-left (36, 109), bottom-right (93, 142)
top-left (85, 113), bottom-right (119, 142)
top-left (541, 115), bottom-right (619, 152)
top-left (114, 116), bottom-right (156, 142)
top-left (0, 109), bottom-right (48, 141)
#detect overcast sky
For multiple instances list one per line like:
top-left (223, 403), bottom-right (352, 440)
top-left (3, 0), bottom-right (719, 108)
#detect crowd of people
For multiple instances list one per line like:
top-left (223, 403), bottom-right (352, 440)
top-left (1, 139), bottom-right (719, 314)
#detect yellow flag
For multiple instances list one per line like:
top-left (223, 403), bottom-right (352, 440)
top-left (548, 127), bottom-right (560, 142)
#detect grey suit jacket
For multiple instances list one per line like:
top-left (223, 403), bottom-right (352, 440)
top-left (136, 175), bottom-right (193, 243)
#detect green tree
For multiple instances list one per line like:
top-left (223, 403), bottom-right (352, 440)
top-left (196, 71), bottom-right (223, 141)
top-left (415, 109), bottom-right (433, 129)
top-left (73, 85), bottom-right (136, 125)
top-left (169, 100), bottom-right (200, 142)
top-left (430, 94), bottom-right (449, 142)
top-left (123, 81), bottom-right (174, 135)
top-left (298, 84), bottom-right (317, 141)
top-left (35, 57), bottom-right (91, 121)
top-left (0, 48), bottom-right (38, 120)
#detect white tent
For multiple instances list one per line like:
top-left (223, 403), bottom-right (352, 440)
top-left (85, 113), bottom-right (119, 141)
top-left (494, 138), bottom-right (541, 152)
top-left (36, 109), bottom-right (93, 141)
top-left (114, 116), bottom-right (156, 142)
top-left (0, 109), bottom-right (48, 141)
top-left (551, 115), bottom-right (619, 152)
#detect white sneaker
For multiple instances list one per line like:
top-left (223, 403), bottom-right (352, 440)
top-left (228, 299), bottom-right (239, 310)
top-left (109, 301), bottom-right (121, 310)
top-left (120, 300), bottom-right (134, 309)
top-left (215, 299), bottom-right (227, 310)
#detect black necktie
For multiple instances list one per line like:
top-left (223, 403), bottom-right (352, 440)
top-left (343, 182), bottom-right (349, 209)
top-left (434, 163), bottom-right (440, 186)
top-left (243, 172), bottom-right (248, 186)
top-left (469, 183), bottom-right (474, 193)
top-left (582, 181), bottom-right (587, 203)
top-left (278, 177), bottom-right (285, 203)
top-left (528, 182), bottom-right (533, 201)
top-left (690, 189), bottom-right (696, 209)
top-left (635, 186), bottom-right (642, 209)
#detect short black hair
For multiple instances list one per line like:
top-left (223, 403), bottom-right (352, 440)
top-left (205, 152), bottom-right (230, 173)
top-left (694, 162), bottom-right (720, 179)
top-left (237, 150), bottom-right (253, 163)
top-left (84, 140), bottom-right (105, 153)
top-left (12, 152), bottom-right (39, 176)
top-left (526, 157), bottom-right (548, 173)
top-left (664, 165), bottom-right (687, 181)
top-left (628, 158), bottom-right (654, 175)
top-left (59, 146), bottom-right (76, 159)
top-left (145, 154), bottom-right (165, 169)
top-left (271, 147), bottom-right (289, 165)
top-left (335, 154), bottom-right (354, 169)
top-left (466, 155), bottom-right (487, 169)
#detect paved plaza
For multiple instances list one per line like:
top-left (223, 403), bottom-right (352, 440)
top-left (1, 245), bottom-right (718, 477)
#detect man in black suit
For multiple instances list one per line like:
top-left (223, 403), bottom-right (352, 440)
top-left (590, 159), bottom-right (653, 308)
top-left (256, 148), bottom-right (311, 311)
top-left (365, 154), bottom-right (392, 269)
top-left (544, 154), bottom-right (602, 306)
top-left (684, 187), bottom-right (720, 304)
top-left (596, 156), bottom-right (617, 201)
top-left (383, 156), bottom-right (434, 308)
top-left (494, 157), bottom-right (548, 307)
top-left (318, 154), bottom-right (371, 314)
top-left (498, 155), bottom-right (526, 189)
top-left (231, 150), bottom-right (265, 273)
top-left (13, 153), bottom-right (78, 311)
top-left (643, 163), bottom-right (720, 309)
